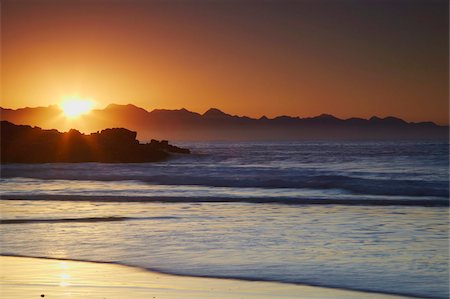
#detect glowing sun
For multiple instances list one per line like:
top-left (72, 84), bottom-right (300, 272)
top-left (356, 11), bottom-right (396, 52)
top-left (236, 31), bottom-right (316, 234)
top-left (60, 98), bottom-right (95, 118)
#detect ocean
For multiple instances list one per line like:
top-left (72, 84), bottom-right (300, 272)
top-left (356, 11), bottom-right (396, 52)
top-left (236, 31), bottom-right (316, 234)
top-left (1, 140), bottom-right (448, 298)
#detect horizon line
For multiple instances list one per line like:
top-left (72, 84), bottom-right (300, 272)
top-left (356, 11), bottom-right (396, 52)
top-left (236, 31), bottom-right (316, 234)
top-left (0, 103), bottom-right (448, 126)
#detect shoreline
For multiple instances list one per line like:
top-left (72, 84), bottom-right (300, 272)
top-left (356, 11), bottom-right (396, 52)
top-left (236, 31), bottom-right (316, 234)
top-left (0, 255), bottom-right (416, 299)
top-left (1, 195), bottom-right (448, 207)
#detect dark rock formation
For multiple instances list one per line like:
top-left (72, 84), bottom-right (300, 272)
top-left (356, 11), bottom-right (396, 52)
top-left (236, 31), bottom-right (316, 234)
top-left (0, 121), bottom-right (190, 163)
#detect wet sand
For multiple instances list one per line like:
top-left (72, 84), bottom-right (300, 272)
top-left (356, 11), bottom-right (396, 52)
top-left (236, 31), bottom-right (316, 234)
top-left (0, 256), bottom-right (414, 299)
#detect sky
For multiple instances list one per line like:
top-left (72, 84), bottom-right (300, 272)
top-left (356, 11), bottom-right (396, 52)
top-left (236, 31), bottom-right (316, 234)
top-left (1, 0), bottom-right (449, 124)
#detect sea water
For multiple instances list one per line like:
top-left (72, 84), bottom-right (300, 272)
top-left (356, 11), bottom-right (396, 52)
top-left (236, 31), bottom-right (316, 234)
top-left (1, 141), bottom-right (448, 298)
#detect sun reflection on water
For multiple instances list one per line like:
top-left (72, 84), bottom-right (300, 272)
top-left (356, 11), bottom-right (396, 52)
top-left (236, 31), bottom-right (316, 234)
top-left (59, 261), bottom-right (68, 269)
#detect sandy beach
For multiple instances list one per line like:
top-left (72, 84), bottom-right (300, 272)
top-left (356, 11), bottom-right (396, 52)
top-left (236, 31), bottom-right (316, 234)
top-left (2, 0), bottom-right (448, 297)
top-left (0, 256), bottom-right (415, 299)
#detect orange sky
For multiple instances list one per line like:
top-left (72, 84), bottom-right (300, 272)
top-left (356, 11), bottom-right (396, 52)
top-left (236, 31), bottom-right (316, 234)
top-left (1, 0), bottom-right (449, 124)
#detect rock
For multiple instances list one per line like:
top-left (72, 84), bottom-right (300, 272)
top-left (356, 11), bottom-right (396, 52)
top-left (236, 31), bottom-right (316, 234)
top-left (0, 121), bottom-right (190, 163)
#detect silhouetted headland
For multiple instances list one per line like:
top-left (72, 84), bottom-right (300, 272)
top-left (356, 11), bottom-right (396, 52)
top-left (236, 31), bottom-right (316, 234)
top-left (0, 121), bottom-right (189, 163)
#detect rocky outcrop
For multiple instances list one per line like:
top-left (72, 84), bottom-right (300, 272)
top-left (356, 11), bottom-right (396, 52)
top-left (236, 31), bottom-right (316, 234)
top-left (0, 121), bottom-right (190, 163)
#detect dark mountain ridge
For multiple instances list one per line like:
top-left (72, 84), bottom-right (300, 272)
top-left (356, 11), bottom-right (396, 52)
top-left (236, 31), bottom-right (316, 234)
top-left (1, 105), bottom-right (447, 141)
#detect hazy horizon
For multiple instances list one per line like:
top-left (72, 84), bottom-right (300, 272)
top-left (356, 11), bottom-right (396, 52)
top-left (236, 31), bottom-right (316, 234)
top-left (1, 102), bottom-right (448, 125)
top-left (1, 2), bottom-right (449, 299)
top-left (2, 0), bottom-right (449, 124)
top-left (2, 102), bottom-right (447, 141)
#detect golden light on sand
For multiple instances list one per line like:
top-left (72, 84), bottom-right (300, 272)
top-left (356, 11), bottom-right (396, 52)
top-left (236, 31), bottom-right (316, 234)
top-left (60, 97), bottom-right (95, 118)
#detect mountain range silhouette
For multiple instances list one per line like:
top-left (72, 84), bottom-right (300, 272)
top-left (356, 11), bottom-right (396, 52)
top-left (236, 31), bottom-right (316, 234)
top-left (1, 104), bottom-right (447, 140)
